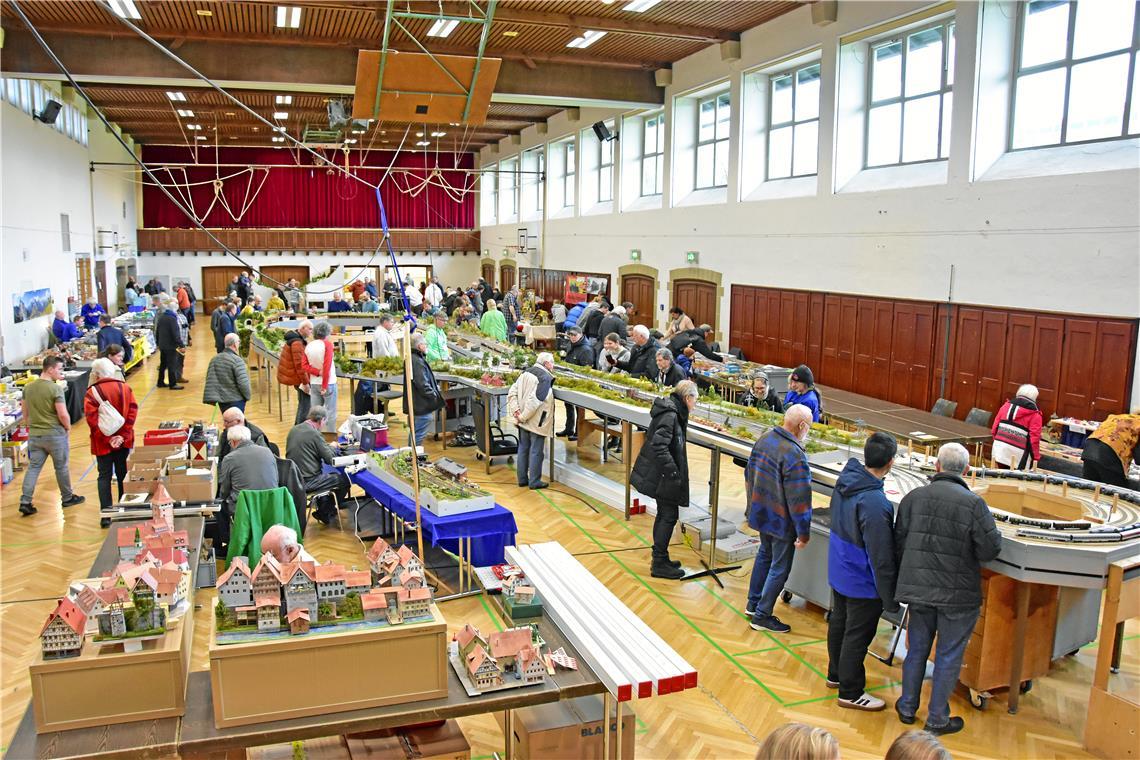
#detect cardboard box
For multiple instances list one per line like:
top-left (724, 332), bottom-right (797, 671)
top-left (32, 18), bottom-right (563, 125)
top-left (166, 458), bottom-right (217, 502)
top-left (248, 736), bottom-right (351, 760)
top-left (122, 462), bottom-right (165, 494)
top-left (131, 443), bottom-right (185, 463)
top-left (346, 720), bottom-right (470, 760)
top-left (495, 695), bottom-right (635, 759)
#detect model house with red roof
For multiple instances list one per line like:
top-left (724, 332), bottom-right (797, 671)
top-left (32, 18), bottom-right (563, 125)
top-left (366, 538), bottom-right (400, 579)
top-left (256, 597), bottom-right (281, 632)
top-left (465, 645), bottom-right (501, 689)
top-left (40, 598), bottom-right (87, 659)
top-left (398, 587), bottom-right (432, 619)
top-left (344, 570), bottom-right (372, 596)
top-left (287, 608), bottom-right (310, 635)
top-left (280, 562), bottom-right (318, 618)
top-left (314, 562), bottom-right (347, 602)
top-left (251, 554), bottom-right (284, 601)
top-left (216, 558), bottom-right (253, 608)
top-left (361, 590), bottom-right (390, 623)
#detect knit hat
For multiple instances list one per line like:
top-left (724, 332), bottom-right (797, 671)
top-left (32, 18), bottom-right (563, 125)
top-left (1016, 384), bottom-right (1039, 402)
top-left (566, 325), bottom-right (583, 337)
top-left (791, 364), bottom-right (815, 387)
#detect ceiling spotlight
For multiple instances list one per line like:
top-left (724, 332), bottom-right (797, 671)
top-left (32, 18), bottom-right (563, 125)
top-left (427, 18), bottom-right (459, 37)
top-left (430, 131), bottom-right (446, 137)
top-left (345, 138), bottom-right (357, 144)
top-left (416, 140), bottom-right (431, 146)
top-left (195, 135), bottom-right (207, 141)
top-left (275, 5), bottom-right (301, 28)
top-left (380, 130), bottom-right (387, 135)
top-left (449, 122), bottom-right (459, 126)
top-left (502, 30), bottom-right (519, 37)
top-left (176, 109), bottom-right (194, 117)
top-left (272, 136), bottom-right (286, 143)
top-left (275, 95), bottom-right (293, 105)
top-left (166, 91), bottom-right (187, 102)
top-left (196, 8), bottom-right (213, 17)
top-left (567, 30), bottom-right (606, 49)
top-left (416, 131), bottom-right (424, 137)
top-left (623, 0), bottom-right (663, 11)
top-left (186, 124), bottom-right (202, 130)
top-left (273, 111), bottom-right (289, 119)
top-left (274, 126), bottom-right (286, 132)
top-left (106, 0), bottom-right (141, 20)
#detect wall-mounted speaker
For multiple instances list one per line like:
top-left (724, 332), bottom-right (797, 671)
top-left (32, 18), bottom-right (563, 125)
top-left (592, 121), bottom-right (614, 142)
top-left (35, 99), bottom-right (62, 125)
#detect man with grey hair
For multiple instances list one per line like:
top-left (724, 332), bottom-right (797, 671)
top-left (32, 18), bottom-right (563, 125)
top-left (406, 333), bottom-right (445, 446)
top-left (653, 348), bottom-right (686, 387)
top-left (894, 442), bottom-right (1002, 736)
top-left (608, 324), bottom-right (659, 380)
top-left (286, 406), bottom-right (350, 525)
top-left (203, 333), bottom-right (252, 413)
top-left (425, 276), bottom-right (444, 311)
top-left (154, 293), bottom-right (185, 390)
top-left (217, 424), bottom-right (278, 516)
top-left (216, 406), bottom-right (277, 463)
top-left (261, 524), bottom-right (316, 563)
top-left (507, 352), bottom-right (556, 489)
top-left (372, 313), bottom-right (399, 358)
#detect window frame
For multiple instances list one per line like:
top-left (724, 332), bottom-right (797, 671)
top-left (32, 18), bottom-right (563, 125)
top-left (535, 146), bottom-right (545, 215)
top-left (483, 167), bottom-right (498, 224)
top-left (562, 140), bottom-right (576, 209)
top-left (501, 157), bottom-right (519, 218)
top-left (765, 61), bottom-right (822, 180)
top-left (694, 92), bottom-right (731, 189)
top-left (1009, 0), bottom-right (1140, 151)
top-left (597, 123), bottom-right (615, 203)
top-left (864, 18), bottom-right (956, 169)
top-left (640, 112), bottom-right (665, 197)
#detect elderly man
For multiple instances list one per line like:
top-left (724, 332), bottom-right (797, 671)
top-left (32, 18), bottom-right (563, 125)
top-left (203, 333), bottom-right (251, 413)
top-left (261, 524), bottom-right (316, 564)
top-left (479, 299), bottom-right (508, 343)
top-left (406, 333), bottom-right (445, 446)
top-left (653, 348), bottom-right (686, 387)
top-left (895, 443), bottom-right (1002, 736)
top-left (502, 286), bottom-right (523, 343)
top-left (598, 303), bottom-right (628, 343)
top-left (217, 425), bottom-right (278, 510)
top-left (557, 326), bottom-right (595, 441)
top-left (284, 278), bottom-right (303, 312)
top-left (155, 296), bottom-right (185, 390)
top-left (359, 292), bottom-right (381, 313)
top-left (631, 379), bottom-right (699, 579)
top-left (216, 407), bottom-right (277, 463)
top-left (52, 310), bottom-right (83, 343)
top-left (278, 319), bottom-right (313, 424)
top-left (744, 404), bottom-right (815, 634)
top-left (372, 313), bottom-right (399, 358)
top-left (609, 325), bottom-right (659, 380)
top-left (212, 301), bottom-right (237, 354)
top-left (507, 352), bottom-right (556, 490)
top-left (425, 310), bottom-right (452, 361)
top-left (81, 297), bottom-right (106, 330)
top-left (328, 291), bottom-right (351, 313)
top-left (286, 406), bottom-right (351, 525)
top-left (18, 356), bottom-right (84, 516)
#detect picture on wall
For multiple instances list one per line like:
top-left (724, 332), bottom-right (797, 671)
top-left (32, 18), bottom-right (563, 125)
top-left (564, 274), bottom-right (588, 305)
top-left (12, 288), bottom-right (53, 324)
top-left (586, 277), bottom-right (608, 296)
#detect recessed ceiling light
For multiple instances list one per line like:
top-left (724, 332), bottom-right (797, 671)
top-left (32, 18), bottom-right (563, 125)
top-left (623, 0), bottom-right (663, 11)
top-left (275, 5), bottom-right (301, 28)
top-left (275, 94), bottom-right (292, 105)
top-left (252, 127), bottom-right (260, 131)
top-left (273, 111), bottom-right (289, 119)
top-left (196, 8), bottom-right (213, 17)
top-left (345, 138), bottom-right (357, 144)
top-left (186, 124), bottom-right (202, 130)
top-left (225, 111), bottom-right (235, 116)
top-left (449, 122), bottom-right (460, 126)
top-left (416, 131), bottom-right (424, 137)
top-left (274, 126), bottom-right (286, 132)
top-left (229, 136), bottom-right (238, 139)
top-left (567, 30), bottom-right (606, 49)
top-left (195, 135), bottom-right (207, 141)
top-left (382, 139), bottom-right (390, 143)
top-left (166, 91), bottom-right (187, 102)
top-left (176, 109), bottom-right (194, 117)
top-left (272, 136), bottom-right (285, 143)
top-left (427, 18), bottom-right (459, 37)
top-left (416, 140), bottom-right (431, 146)
top-left (431, 131), bottom-right (446, 137)
top-left (106, 0), bottom-right (141, 20)
top-left (380, 130), bottom-right (387, 135)
top-left (502, 30), bottom-right (519, 37)
top-left (351, 128), bottom-right (366, 134)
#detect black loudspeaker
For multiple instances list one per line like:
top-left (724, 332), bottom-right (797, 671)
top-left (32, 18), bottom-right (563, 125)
top-left (35, 99), bottom-right (63, 125)
top-left (592, 120), bottom-right (613, 142)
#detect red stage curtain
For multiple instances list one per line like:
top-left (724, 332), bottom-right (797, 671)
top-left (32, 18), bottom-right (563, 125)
top-left (140, 146), bottom-right (474, 229)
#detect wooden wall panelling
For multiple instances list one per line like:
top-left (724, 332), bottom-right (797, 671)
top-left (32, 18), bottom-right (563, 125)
top-left (481, 260), bottom-right (496, 284)
top-left (820, 294), bottom-right (843, 387)
top-left (729, 285), bottom-right (752, 359)
top-left (853, 299), bottom-right (877, 397)
top-left (1058, 319), bottom-right (1099, 418)
top-left (753, 288), bottom-right (770, 362)
top-left (1003, 313), bottom-right (1037, 407)
top-left (950, 307), bottom-right (984, 412)
top-left (765, 289), bottom-right (781, 362)
top-left (1091, 320), bottom-right (1137, 417)
top-left (976, 309), bottom-right (1010, 418)
top-left (807, 292), bottom-right (825, 371)
top-left (201, 265), bottom-right (243, 314)
top-left (871, 299), bottom-right (894, 403)
top-left (1029, 316), bottom-right (1065, 418)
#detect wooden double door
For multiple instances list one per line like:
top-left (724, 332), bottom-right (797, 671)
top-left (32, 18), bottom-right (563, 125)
top-left (620, 274), bottom-right (655, 328)
top-left (673, 279), bottom-right (717, 331)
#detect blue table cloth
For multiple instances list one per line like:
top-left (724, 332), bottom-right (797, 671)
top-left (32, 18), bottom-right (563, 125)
top-left (349, 469), bottom-right (517, 566)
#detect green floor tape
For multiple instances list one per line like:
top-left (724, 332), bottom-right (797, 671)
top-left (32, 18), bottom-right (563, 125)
top-left (478, 595), bottom-right (505, 632)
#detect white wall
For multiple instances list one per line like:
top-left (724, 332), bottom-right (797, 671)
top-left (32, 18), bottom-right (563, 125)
top-left (1, 99), bottom-right (94, 363)
top-left (479, 0), bottom-right (1140, 403)
top-left (89, 122), bottom-right (141, 313)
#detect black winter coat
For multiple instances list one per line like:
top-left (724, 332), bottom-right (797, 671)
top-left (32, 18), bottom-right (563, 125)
top-left (894, 473), bottom-right (1003, 609)
top-left (404, 348), bottom-right (446, 415)
top-left (598, 313), bottom-right (628, 342)
top-left (564, 339), bottom-right (595, 368)
top-left (582, 309), bottom-right (606, 339)
top-left (616, 339), bottom-right (659, 379)
top-left (630, 394), bottom-right (690, 504)
top-left (668, 329), bottom-right (719, 361)
top-left (155, 311), bottom-right (184, 350)
top-left (653, 362), bottom-right (686, 387)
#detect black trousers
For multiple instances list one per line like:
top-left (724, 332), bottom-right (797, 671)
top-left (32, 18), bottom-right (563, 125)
top-left (1083, 440), bottom-right (1128, 488)
top-left (562, 401), bottom-right (577, 434)
top-left (294, 386), bottom-right (312, 425)
top-left (652, 496), bottom-right (681, 562)
top-left (826, 590), bottom-right (884, 700)
top-left (304, 471), bottom-right (351, 517)
top-left (96, 448), bottom-right (130, 509)
top-left (157, 349), bottom-right (180, 386)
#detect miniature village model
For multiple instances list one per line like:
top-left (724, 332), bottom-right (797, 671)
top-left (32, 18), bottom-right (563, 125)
top-left (449, 623), bottom-right (548, 696)
top-left (500, 565), bottom-right (542, 619)
top-left (213, 538), bottom-right (434, 644)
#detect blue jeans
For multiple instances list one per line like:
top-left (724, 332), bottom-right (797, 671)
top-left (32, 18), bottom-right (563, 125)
top-left (413, 414), bottom-right (434, 445)
top-left (21, 433), bottom-right (74, 505)
top-left (747, 533), bottom-right (795, 620)
top-left (516, 428), bottom-right (546, 487)
top-left (309, 382), bottom-right (338, 433)
top-left (899, 603), bottom-right (980, 728)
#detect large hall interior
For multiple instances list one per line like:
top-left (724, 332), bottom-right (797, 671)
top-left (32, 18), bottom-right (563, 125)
top-left (1, 1), bottom-right (1139, 759)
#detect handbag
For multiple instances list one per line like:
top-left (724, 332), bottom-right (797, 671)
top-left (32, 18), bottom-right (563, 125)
top-left (90, 384), bottom-right (126, 436)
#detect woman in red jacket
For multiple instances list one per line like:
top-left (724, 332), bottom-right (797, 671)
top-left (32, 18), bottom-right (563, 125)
top-left (84, 358), bottom-right (140, 517)
top-left (991, 383), bottom-right (1044, 470)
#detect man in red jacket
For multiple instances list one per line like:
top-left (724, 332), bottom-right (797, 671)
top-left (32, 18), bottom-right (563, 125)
top-left (277, 319), bottom-right (313, 425)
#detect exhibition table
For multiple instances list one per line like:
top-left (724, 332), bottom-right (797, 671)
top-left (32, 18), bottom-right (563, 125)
top-left (350, 468), bottom-right (518, 566)
top-left (819, 385), bottom-right (992, 447)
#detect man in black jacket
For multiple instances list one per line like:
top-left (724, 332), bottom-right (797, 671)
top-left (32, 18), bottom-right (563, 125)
top-left (582, 300), bottom-right (609, 342)
top-left (653, 348), bottom-right (686, 387)
top-left (154, 298), bottom-right (184, 391)
top-left (406, 334), bottom-right (446, 446)
top-left (96, 314), bottom-right (133, 365)
top-left (668, 325), bottom-right (720, 362)
top-left (597, 303), bottom-right (628, 343)
top-left (557, 326), bottom-right (595, 440)
top-left (609, 324), bottom-right (658, 379)
top-left (216, 407), bottom-right (279, 463)
top-left (630, 380), bottom-right (698, 580)
top-left (894, 443), bottom-right (1002, 736)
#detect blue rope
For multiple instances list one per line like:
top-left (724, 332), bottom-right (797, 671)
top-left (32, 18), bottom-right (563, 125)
top-left (376, 186), bottom-right (417, 330)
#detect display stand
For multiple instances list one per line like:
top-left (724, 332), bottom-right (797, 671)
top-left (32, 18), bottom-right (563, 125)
top-left (1083, 554), bottom-right (1140, 759)
top-left (682, 446), bottom-right (740, 588)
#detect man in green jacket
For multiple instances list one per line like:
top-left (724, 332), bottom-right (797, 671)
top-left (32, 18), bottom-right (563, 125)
top-left (424, 310), bottom-right (452, 362)
top-left (203, 333), bottom-right (252, 413)
top-left (479, 299), bottom-right (508, 342)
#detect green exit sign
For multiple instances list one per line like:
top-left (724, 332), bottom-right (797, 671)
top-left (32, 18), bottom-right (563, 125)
top-left (686, 251), bottom-right (699, 264)
top-left (630, 249), bottom-right (641, 261)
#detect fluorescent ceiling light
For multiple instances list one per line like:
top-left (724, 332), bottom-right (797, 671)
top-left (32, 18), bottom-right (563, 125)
top-left (273, 111), bottom-right (289, 119)
top-left (166, 91), bottom-right (186, 102)
top-left (106, 0), bottom-right (141, 20)
top-left (416, 131), bottom-right (424, 137)
top-left (176, 109), bottom-right (194, 117)
top-left (416, 140), bottom-right (431, 146)
top-left (351, 128), bottom-right (366, 134)
top-left (275, 5), bottom-right (301, 28)
top-left (622, 0), bottom-right (662, 12)
top-left (430, 131), bottom-right (446, 137)
top-left (195, 135), bottom-right (207, 141)
top-left (271, 136), bottom-right (285, 143)
top-left (345, 138), bottom-right (357, 144)
top-left (275, 95), bottom-right (292, 105)
top-left (186, 124), bottom-right (202, 130)
top-left (196, 9), bottom-right (213, 17)
top-left (502, 30), bottom-right (518, 37)
top-left (567, 30), bottom-right (606, 49)
top-left (274, 126), bottom-right (286, 132)
top-left (427, 18), bottom-right (459, 37)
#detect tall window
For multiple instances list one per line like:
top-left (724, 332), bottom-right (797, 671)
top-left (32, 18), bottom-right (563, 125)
top-left (598, 126), bottom-right (614, 203)
top-left (501, 158), bottom-right (518, 217)
top-left (1012, 0), bottom-right (1140, 149)
top-left (3, 78), bottom-right (88, 146)
top-left (486, 169), bottom-right (498, 223)
top-left (768, 63), bottom-right (821, 179)
top-left (563, 140), bottom-right (576, 208)
top-left (866, 20), bottom-right (955, 167)
top-left (532, 147), bottom-right (545, 215)
top-left (641, 113), bottom-right (664, 196)
top-left (696, 92), bottom-right (731, 188)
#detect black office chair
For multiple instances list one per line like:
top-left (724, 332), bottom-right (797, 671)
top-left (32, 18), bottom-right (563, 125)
top-left (931, 398), bottom-right (958, 418)
top-left (472, 396), bottom-right (517, 465)
top-left (728, 346), bottom-right (746, 360)
top-left (964, 407), bottom-right (992, 427)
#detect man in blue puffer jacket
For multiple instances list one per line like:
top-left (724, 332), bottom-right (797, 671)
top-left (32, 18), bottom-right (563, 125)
top-left (825, 432), bottom-right (900, 713)
top-left (564, 301), bottom-right (586, 329)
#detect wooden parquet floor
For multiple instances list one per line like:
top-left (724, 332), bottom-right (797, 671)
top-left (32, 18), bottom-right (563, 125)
top-left (1, 322), bottom-right (1136, 759)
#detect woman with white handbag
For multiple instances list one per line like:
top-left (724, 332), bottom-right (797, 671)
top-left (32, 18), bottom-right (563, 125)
top-left (84, 358), bottom-right (139, 520)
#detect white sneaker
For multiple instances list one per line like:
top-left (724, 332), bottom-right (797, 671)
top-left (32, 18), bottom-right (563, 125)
top-left (838, 693), bottom-right (886, 712)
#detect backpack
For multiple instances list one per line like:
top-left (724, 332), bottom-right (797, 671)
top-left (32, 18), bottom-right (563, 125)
top-left (90, 383), bottom-right (126, 436)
